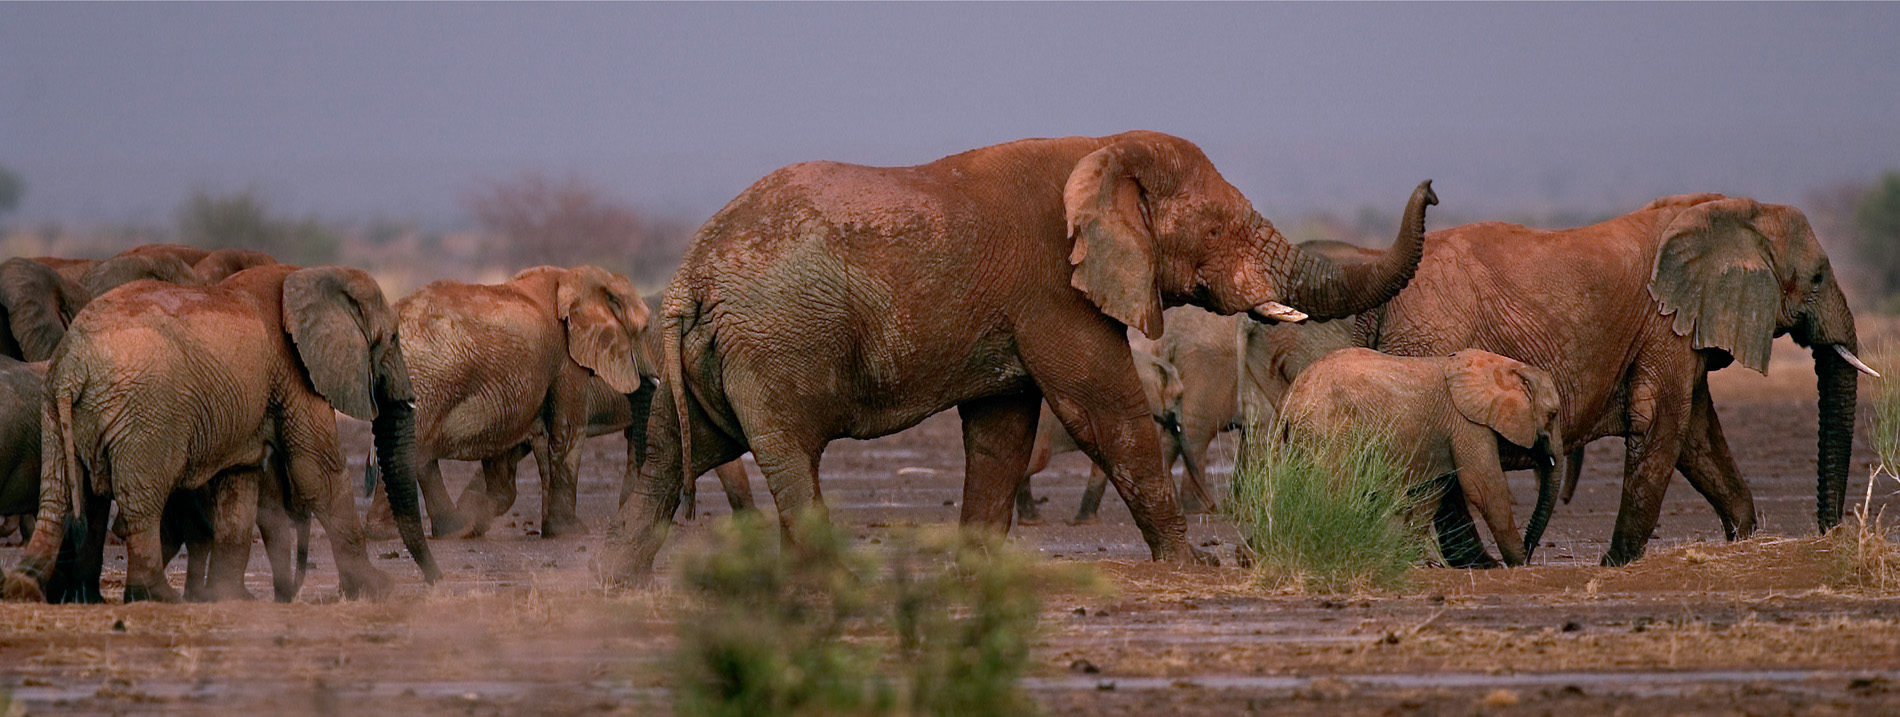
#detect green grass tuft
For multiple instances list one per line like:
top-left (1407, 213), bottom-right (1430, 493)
top-left (1227, 425), bottom-right (1432, 594)
top-left (673, 511), bottom-right (1079, 717)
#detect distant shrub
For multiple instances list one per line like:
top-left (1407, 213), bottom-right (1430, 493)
top-left (673, 512), bottom-right (1075, 717)
top-left (175, 188), bottom-right (338, 266)
top-left (1228, 426), bottom-right (1430, 593)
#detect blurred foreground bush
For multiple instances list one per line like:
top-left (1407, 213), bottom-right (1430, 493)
top-left (673, 512), bottom-right (1093, 717)
top-left (1228, 425), bottom-right (1432, 593)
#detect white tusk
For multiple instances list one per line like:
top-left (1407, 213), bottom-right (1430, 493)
top-left (1835, 345), bottom-right (1882, 378)
top-left (1255, 301), bottom-right (1308, 323)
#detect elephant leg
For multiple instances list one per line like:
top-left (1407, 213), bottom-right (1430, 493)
top-left (541, 429), bottom-right (588, 538)
top-left (1014, 420), bottom-right (1055, 526)
top-left (61, 494), bottom-right (112, 604)
top-left (956, 394), bottom-right (1042, 532)
top-left (207, 471), bottom-right (261, 602)
top-left (256, 473), bottom-right (303, 602)
top-left (600, 380), bottom-right (746, 586)
top-left (458, 445), bottom-right (527, 538)
top-left (1604, 376), bottom-right (1693, 567)
top-left (289, 446), bottom-right (393, 600)
top-left (1675, 381), bottom-right (1756, 541)
top-left (1022, 331), bottom-right (1200, 564)
top-left (712, 460), bottom-right (756, 513)
top-left (118, 498), bottom-right (181, 604)
top-left (620, 386), bottom-right (654, 507)
top-left (1432, 477), bottom-right (1498, 569)
top-left (751, 430), bottom-right (828, 544)
top-left (419, 457), bottom-right (469, 539)
top-left (1452, 430), bottom-right (1525, 566)
top-left (1074, 466), bottom-right (1109, 525)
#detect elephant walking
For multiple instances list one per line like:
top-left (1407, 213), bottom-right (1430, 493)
top-left (2, 265), bottom-right (437, 603)
top-left (1365, 194), bottom-right (1874, 565)
top-left (600, 130), bottom-right (1436, 585)
top-left (370, 266), bottom-right (651, 540)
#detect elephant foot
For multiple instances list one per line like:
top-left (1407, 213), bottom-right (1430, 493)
top-left (429, 511), bottom-right (474, 540)
top-left (1155, 541), bottom-right (1220, 567)
top-left (541, 513), bottom-right (589, 538)
top-left (2, 570), bottom-right (45, 603)
top-left (341, 567), bottom-right (396, 601)
top-left (593, 529), bottom-right (662, 590)
top-left (1016, 515), bottom-right (1045, 527)
top-left (1067, 514), bottom-right (1102, 526)
top-left (1600, 549), bottom-right (1642, 568)
top-left (124, 581), bottom-right (183, 604)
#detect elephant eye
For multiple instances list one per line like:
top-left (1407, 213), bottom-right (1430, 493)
top-left (1811, 271), bottom-right (1824, 285)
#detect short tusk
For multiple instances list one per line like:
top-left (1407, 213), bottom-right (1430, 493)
top-left (1253, 301), bottom-right (1308, 324)
top-left (1835, 345), bottom-right (1882, 378)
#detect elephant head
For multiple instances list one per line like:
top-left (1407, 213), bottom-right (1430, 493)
top-left (281, 267), bottom-right (439, 584)
top-left (544, 265), bottom-right (652, 393)
top-left (1447, 350), bottom-right (1566, 563)
top-left (1643, 194), bottom-right (1871, 532)
top-left (1062, 131), bottom-right (1435, 339)
top-left (0, 258), bottom-right (89, 362)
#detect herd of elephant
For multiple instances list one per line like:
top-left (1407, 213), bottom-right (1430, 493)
top-left (0, 130), bottom-right (1878, 603)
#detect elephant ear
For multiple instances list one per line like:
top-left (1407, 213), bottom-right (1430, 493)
top-left (1649, 196), bottom-right (1779, 374)
top-left (557, 266), bottom-right (649, 394)
top-left (0, 258), bottom-right (88, 362)
top-left (282, 267), bottom-right (377, 421)
top-left (1065, 143), bottom-right (1163, 340)
top-left (1447, 350), bottom-right (1540, 449)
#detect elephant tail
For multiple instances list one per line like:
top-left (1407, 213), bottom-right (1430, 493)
top-left (52, 381), bottom-right (81, 526)
top-left (665, 295), bottom-right (694, 512)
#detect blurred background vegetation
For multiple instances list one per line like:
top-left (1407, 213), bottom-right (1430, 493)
top-left (4, 157), bottom-right (1900, 312)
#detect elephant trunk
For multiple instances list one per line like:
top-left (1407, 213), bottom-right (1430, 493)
top-left (372, 394), bottom-right (441, 584)
top-left (1523, 432), bottom-right (1564, 562)
top-left (1814, 343), bottom-right (1858, 534)
top-left (1801, 283), bottom-right (1862, 534)
top-left (1272, 180), bottom-right (1435, 322)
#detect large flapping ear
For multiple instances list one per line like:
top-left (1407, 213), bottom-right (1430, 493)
top-left (557, 266), bottom-right (648, 394)
top-left (1649, 196), bottom-right (1779, 373)
top-left (282, 267), bottom-right (377, 421)
top-left (1065, 142), bottom-right (1163, 339)
top-left (1447, 350), bottom-right (1542, 448)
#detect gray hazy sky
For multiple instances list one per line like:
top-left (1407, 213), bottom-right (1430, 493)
top-left (2, 2), bottom-right (1897, 227)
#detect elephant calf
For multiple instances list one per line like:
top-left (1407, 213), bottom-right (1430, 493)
top-left (1277, 348), bottom-right (1565, 567)
top-left (1014, 349), bottom-right (1212, 525)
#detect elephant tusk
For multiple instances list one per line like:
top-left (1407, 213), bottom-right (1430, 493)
top-left (1251, 301), bottom-right (1309, 324)
top-left (1835, 345), bottom-right (1882, 378)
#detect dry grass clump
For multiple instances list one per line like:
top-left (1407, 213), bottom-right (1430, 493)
top-left (1227, 426), bottom-right (1432, 594)
top-left (671, 511), bottom-right (1090, 717)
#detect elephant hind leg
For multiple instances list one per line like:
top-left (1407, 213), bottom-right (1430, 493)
top-left (957, 394), bottom-right (1042, 533)
top-left (600, 377), bottom-right (748, 586)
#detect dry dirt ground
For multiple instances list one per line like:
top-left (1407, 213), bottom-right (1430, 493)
top-left (4, 342), bottom-right (1900, 715)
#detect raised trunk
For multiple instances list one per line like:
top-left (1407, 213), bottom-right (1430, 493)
top-left (1522, 433), bottom-right (1564, 562)
top-left (372, 396), bottom-right (441, 584)
top-left (1814, 345), bottom-right (1856, 533)
top-left (1275, 180), bottom-right (1436, 321)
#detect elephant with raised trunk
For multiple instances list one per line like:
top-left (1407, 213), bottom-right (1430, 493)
top-left (600, 130), bottom-right (1436, 584)
top-left (2, 265), bottom-right (438, 602)
top-left (1279, 348), bottom-right (1565, 567)
top-left (1364, 193), bottom-right (1874, 566)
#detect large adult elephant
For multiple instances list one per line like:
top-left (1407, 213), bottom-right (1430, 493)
top-left (1, 265), bottom-right (438, 602)
top-left (1363, 193), bottom-right (1873, 566)
top-left (600, 131), bottom-right (1436, 583)
top-left (373, 265), bottom-right (652, 539)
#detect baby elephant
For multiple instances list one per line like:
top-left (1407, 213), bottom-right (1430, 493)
top-left (1277, 348), bottom-right (1565, 567)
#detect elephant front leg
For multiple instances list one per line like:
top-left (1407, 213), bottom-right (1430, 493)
top-left (1604, 377), bottom-right (1693, 567)
top-left (1431, 478), bottom-right (1498, 569)
top-left (1675, 381), bottom-right (1755, 541)
top-left (956, 394), bottom-right (1042, 531)
top-left (458, 445), bottom-right (527, 538)
top-left (541, 430), bottom-right (588, 538)
top-left (1451, 431), bottom-right (1526, 566)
